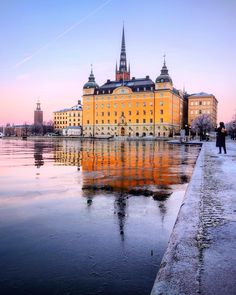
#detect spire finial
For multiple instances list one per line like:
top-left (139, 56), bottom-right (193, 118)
top-left (88, 65), bottom-right (95, 82)
top-left (163, 54), bottom-right (166, 66)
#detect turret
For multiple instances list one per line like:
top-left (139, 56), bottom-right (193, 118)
top-left (155, 56), bottom-right (173, 90)
top-left (83, 66), bottom-right (99, 95)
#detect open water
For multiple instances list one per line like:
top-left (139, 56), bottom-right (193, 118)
top-left (0, 138), bottom-right (200, 295)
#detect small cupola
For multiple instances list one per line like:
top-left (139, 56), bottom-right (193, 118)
top-left (83, 66), bottom-right (99, 90)
top-left (155, 56), bottom-right (173, 90)
top-left (155, 56), bottom-right (173, 84)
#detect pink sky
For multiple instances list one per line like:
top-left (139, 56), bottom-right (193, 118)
top-left (0, 0), bottom-right (235, 125)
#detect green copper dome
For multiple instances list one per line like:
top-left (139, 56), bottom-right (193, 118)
top-left (155, 58), bottom-right (173, 84)
top-left (83, 68), bottom-right (99, 89)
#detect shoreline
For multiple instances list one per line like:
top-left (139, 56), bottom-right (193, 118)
top-left (151, 140), bottom-right (236, 295)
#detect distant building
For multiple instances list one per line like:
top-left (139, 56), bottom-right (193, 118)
top-left (188, 92), bottom-right (218, 127)
top-left (62, 126), bottom-right (82, 136)
top-left (82, 27), bottom-right (185, 137)
top-left (34, 101), bottom-right (43, 125)
top-left (13, 124), bottom-right (31, 137)
top-left (53, 101), bottom-right (83, 130)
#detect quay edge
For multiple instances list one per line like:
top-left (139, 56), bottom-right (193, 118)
top-left (151, 143), bottom-right (205, 295)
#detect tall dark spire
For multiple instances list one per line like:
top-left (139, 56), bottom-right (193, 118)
top-left (119, 26), bottom-right (127, 72)
top-left (116, 26), bottom-right (130, 81)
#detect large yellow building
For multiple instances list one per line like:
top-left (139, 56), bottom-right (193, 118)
top-left (188, 92), bottom-right (218, 127)
top-left (54, 101), bottom-right (83, 130)
top-left (82, 28), bottom-right (185, 137)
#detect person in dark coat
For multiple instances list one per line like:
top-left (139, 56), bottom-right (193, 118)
top-left (216, 122), bottom-right (227, 154)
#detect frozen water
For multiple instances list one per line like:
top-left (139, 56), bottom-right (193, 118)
top-left (0, 138), bottom-right (200, 295)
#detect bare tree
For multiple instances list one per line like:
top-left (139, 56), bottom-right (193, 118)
top-left (191, 114), bottom-right (213, 140)
top-left (226, 119), bottom-right (236, 140)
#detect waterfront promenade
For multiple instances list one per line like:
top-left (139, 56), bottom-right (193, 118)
top-left (151, 140), bottom-right (236, 295)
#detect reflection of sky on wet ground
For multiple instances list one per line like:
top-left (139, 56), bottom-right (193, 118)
top-left (0, 139), bottom-right (200, 295)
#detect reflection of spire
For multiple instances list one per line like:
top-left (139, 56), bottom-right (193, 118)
top-left (114, 194), bottom-right (127, 238)
top-left (158, 201), bottom-right (167, 224)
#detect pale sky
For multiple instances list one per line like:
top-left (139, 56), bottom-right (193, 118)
top-left (0, 0), bottom-right (235, 125)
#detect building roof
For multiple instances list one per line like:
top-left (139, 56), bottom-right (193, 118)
top-left (96, 76), bottom-right (155, 94)
top-left (54, 103), bottom-right (83, 113)
top-left (189, 92), bottom-right (213, 97)
top-left (173, 87), bottom-right (181, 96)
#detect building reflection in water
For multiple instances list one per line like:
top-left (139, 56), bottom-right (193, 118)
top-left (53, 139), bottom-right (200, 236)
top-left (54, 139), bottom-right (82, 167)
top-left (34, 141), bottom-right (44, 168)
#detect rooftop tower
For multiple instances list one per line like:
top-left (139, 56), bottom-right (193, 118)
top-left (115, 26), bottom-right (130, 81)
top-left (34, 100), bottom-right (43, 125)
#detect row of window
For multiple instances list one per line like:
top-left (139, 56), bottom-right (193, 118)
top-left (84, 126), bottom-right (154, 131)
top-left (54, 114), bottom-right (81, 119)
top-left (86, 118), bottom-right (164, 124)
top-left (94, 101), bottom-right (156, 108)
top-left (55, 123), bottom-right (80, 127)
top-left (85, 94), bottom-right (167, 102)
top-left (85, 92), bottom-right (160, 101)
top-left (190, 110), bottom-right (211, 115)
top-left (97, 110), bottom-right (160, 116)
top-left (190, 101), bottom-right (211, 106)
top-left (94, 87), bottom-right (155, 95)
top-left (55, 119), bottom-right (81, 124)
top-left (54, 112), bottom-right (81, 116)
top-left (83, 101), bottom-right (170, 110)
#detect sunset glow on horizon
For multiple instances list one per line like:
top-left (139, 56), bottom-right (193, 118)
top-left (0, 0), bottom-right (236, 125)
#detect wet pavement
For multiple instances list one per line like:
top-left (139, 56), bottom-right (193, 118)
top-left (0, 138), bottom-right (200, 295)
top-left (151, 140), bottom-right (236, 295)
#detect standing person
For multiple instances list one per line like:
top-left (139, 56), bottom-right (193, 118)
top-left (216, 122), bottom-right (227, 154)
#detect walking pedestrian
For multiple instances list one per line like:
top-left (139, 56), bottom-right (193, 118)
top-left (216, 122), bottom-right (227, 154)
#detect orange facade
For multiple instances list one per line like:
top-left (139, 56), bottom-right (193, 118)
top-left (82, 74), bottom-right (184, 137)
